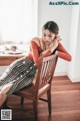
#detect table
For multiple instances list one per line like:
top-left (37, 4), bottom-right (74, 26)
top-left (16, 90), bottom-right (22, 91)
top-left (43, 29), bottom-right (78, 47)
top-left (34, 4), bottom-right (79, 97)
top-left (0, 53), bottom-right (25, 66)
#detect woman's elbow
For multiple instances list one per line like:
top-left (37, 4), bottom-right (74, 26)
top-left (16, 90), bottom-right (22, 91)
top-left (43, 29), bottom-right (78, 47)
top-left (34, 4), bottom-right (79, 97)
top-left (68, 55), bottom-right (72, 62)
top-left (34, 60), bottom-right (41, 68)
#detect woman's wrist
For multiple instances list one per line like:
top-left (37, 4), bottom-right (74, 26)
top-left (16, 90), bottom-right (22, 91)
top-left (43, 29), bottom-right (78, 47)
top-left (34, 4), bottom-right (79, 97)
top-left (50, 47), bottom-right (55, 53)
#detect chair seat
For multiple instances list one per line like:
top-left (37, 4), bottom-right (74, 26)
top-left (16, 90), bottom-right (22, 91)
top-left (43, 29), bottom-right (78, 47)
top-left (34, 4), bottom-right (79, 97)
top-left (38, 84), bottom-right (50, 97)
top-left (13, 84), bottom-right (35, 99)
top-left (13, 83), bottom-right (50, 99)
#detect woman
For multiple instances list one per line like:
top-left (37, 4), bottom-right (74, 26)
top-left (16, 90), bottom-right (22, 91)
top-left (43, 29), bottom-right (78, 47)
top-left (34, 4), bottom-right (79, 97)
top-left (0, 21), bottom-right (72, 107)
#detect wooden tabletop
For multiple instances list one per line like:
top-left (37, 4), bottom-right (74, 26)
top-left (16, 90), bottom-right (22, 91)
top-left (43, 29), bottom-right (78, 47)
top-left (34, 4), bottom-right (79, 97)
top-left (0, 53), bottom-right (25, 66)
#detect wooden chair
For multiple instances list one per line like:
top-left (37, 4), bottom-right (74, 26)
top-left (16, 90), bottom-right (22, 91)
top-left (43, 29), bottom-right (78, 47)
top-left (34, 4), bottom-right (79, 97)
top-left (8, 54), bottom-right (58, 120)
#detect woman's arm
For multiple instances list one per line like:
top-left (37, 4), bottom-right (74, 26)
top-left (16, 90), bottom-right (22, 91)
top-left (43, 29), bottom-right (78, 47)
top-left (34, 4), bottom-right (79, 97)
top-left (49, 36), bottom-right (72, 61)
top-left (30, 39), bottom-right (52, 67)
top-left (56, 42), bottom-right (72, 61)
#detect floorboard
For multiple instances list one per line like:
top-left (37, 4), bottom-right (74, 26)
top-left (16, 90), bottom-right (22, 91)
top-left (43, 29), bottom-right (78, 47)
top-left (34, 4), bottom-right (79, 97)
top-left (1, 76), bottom-right (80, 121)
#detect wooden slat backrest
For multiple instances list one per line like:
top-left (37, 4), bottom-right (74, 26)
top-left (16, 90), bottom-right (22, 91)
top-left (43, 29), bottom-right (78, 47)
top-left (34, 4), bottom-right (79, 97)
top-left (34, 54), bottom-right (58, 92)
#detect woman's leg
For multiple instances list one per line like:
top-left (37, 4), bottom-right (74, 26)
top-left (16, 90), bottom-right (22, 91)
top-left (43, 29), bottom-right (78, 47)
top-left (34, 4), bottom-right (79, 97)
top-left (0, 83), bottom-right (13, 107)
top-left (0, 57), bottom-right (25, 107)
top-left (0, 57), bottom-right (26, 85)
top-left (0, 93), bottom-right (7, 108)
top-left (7, 59), bottom-right (38, 95)
top-left (0, 57), bottom-right (37, 107)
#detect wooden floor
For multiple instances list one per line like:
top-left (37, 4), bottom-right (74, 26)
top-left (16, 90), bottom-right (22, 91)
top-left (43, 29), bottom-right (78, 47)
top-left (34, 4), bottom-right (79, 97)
top-left (2, 76), bottom-right (80, 121)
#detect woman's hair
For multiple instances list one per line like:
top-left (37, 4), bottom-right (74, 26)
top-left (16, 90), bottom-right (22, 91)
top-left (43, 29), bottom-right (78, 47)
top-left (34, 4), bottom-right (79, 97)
top-left (43, 21), bottom-right (59, 35)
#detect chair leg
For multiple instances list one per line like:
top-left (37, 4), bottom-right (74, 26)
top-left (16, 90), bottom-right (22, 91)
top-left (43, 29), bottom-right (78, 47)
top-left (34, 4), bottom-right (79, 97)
top-left (47, 89), bottom-right (51, 116)
top-left (33, 100), bottom-right (38, 121)
top-left (21, 97), bottom-right (24, 105)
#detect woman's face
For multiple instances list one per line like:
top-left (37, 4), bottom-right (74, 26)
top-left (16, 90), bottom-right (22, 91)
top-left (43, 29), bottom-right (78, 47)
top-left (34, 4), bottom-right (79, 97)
top-left (42, 29), bottom-right (56, 45)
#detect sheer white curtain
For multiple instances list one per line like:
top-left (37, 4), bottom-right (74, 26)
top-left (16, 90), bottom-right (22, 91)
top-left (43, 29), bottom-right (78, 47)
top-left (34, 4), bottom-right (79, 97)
top-left (0, 0), bottom-right (38, 44)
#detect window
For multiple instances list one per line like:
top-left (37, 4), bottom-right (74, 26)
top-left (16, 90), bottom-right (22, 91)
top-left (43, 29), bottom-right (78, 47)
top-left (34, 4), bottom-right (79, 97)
top-left (0, 0), bottom-right (38, 44)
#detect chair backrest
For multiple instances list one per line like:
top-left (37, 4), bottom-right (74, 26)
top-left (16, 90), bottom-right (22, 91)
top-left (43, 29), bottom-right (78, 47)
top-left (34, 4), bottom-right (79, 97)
top-left (34, 54), bottom-right (58, 96)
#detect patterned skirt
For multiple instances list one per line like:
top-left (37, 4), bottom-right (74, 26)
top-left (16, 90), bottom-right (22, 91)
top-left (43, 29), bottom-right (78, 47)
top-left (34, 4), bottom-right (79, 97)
top-left (0, 57), bottom-right (37, 95)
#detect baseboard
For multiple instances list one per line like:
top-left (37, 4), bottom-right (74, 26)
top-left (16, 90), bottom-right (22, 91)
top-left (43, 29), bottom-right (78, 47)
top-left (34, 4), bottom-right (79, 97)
top-left (54, 72), bottom-right (80, 82)
top-left (54, 71), bottom-right (67, 76)
top-left (67, 73), bottom-right (80, 82)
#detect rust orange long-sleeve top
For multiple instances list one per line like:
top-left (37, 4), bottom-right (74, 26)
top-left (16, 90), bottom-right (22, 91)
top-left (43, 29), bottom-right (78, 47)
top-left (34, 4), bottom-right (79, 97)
top-left (26, 39), bottom-right (72, 67)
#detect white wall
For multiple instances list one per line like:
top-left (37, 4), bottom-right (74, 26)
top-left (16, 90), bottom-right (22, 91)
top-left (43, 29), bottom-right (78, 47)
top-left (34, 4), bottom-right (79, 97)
top-left (68, 5), bottom-right (80, 82)
top-left (38, 0), bottom-right (72, 75)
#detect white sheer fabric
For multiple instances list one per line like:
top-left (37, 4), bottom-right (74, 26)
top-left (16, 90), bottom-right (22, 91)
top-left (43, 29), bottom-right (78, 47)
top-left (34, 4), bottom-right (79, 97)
top-left (0, 0), bottom-right (38, 44)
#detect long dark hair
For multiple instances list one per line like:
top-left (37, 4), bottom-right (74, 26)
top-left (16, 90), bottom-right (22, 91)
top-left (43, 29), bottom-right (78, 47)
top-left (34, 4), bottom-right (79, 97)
top-left (43, 21), bottom-right (59, 35)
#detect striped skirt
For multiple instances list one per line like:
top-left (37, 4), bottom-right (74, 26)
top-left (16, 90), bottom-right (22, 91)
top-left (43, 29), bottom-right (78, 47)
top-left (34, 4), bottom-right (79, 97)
top-left (0, 57), bottom-right (37, 95)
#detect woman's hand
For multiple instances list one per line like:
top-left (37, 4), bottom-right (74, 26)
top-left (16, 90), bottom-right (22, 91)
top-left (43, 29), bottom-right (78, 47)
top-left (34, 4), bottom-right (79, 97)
top-left (50, 36), bottom-right (61, 48)
top-left (50, 36), bottom-right (61, 52)
top-left (40, 36), bottom-right (61, 56)
top-left (40, 49), bottom-right (49, 56)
